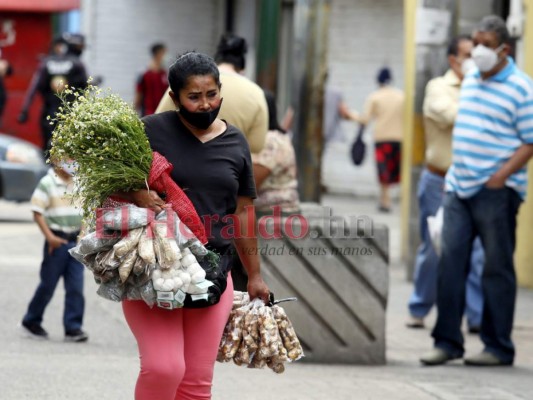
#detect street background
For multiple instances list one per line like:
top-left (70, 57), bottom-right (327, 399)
top-left (2, 194), bottom-right (533, 400)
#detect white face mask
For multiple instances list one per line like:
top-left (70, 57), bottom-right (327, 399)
top-left (461, 58), bottom-right (477, 76)
top-left (60, 161), bottom-right (77, 176)
top-left (472, 44), bottom-right (504, 72)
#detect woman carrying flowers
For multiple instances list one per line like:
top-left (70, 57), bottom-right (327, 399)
top-left (118, 52), bottom-right (270, 399)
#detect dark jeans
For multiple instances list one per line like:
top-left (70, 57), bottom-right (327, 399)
top-left (409, 169), bottom-right (484, 327)
top-left (23, 239), bottom-right (85, 332)
top-left (433, 187), bottom-right (522, 363)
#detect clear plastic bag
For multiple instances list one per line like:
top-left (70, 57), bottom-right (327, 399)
top-left (72, 231), bottom-right (120, 259)
top-left (113, 227), bottom-right (143, 257)
top-left (97, 204), bottom-right (152, 231)
top-left (94, 248), bottom-right (121, 272)
top-left (217, 292), bottom-right (303, 373)
top-left (139, 280), bottom-right (157, 307)
top-left (80, 206), bottom-right (214, 308)
top-left (96, 275), bottom-right (125, 302)
top-left (153, 211), bottom-right (181, 269)
top-left (272, 306), bottom-right (304, 362)
top-left (427, 206), bottom-right (444, 256)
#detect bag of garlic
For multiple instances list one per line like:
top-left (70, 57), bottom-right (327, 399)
top-left (217, 291), bottom-right (304, 373)
top-left (70, 205), bottom-right (229, 309)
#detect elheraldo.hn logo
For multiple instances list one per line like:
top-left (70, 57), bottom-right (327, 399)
top-left (95, 205), bottom-right (374, 241)
top-left (254, 206), bottom-right (374, 240)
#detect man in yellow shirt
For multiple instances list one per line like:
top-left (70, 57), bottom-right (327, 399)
top-left (408, 35), bottom-right (484, 334)
top-left (156, 34), bottom-right (267, 154)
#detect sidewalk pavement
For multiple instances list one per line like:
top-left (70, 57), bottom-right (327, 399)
top-left (0, 195), bottom-right (532, 400)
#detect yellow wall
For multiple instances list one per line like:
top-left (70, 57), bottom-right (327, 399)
top-left (515, 0), bottom-right (533, 287)
top-left (401, 0), bottom-right (417, 261)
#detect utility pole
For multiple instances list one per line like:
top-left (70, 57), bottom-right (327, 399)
top-left (291, 0), bottom-right (330, 202)
top-left (256, 0), bottom-right (281, 92)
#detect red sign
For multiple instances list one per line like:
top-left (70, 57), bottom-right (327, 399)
top-left (0, 0), bottom-right (79, 12)
top-left (1, 13), bottom-right (52, 145)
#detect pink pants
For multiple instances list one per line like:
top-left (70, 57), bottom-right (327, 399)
top-left (122, 275), bottom-right (233, 400)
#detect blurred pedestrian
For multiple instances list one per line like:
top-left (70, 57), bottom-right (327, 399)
top-left (323, 74), bottom-right (359, 145)
top-left (230, 90), bottom-right (301, 291)
top-left (135, 42), bottom-right (168, 116)
top-left (253, 90), bottom-right (300, 215)
top-left (21, 160), bottom-right (88, 342)
top-left (420, 15), bottom-right (533, 367)
top-left (320, 74), bottom-right (360, 193)
top-left (0, 48), bottom-right (13, 127)
top-left (407, 35), bottom-right (484, 333)
top-left (355, 67), bottom-right (405, 212)
top-left (156, 33), bottom-right (268, 154)
top-left (18, 33), bottom-right (88, 154)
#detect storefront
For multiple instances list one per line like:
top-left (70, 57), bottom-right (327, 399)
top-left (0, 0), bottom-right (80, 145)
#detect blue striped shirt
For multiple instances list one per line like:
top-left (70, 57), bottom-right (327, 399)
top-left (445, 58), bottom-right (533, 199)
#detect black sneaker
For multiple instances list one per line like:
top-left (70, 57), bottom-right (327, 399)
top-left (65, 329), bottom-right (89, 343)
top-left (21, 321), bottom-right (49, 340)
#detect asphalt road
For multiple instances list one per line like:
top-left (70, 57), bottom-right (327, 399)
top-left (1, 198), bottom-right (532, 400)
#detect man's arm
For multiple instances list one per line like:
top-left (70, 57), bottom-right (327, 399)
top-left (489, 91), bottom-right (533, 187)
top-left (253, 164), bottom-right (271, 189)
top-left (338, 101), bottom-right (359, 122)
top-left (70, 60), bottom-right (89, 89)
top-left (18, 62), bottom-right (46, 122)
top-left (486, 144), bottom-right (533, 188)
top-left (423, 78), bottom-right (459, 128)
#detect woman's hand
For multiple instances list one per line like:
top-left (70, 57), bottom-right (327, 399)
top-left (247, 274), bottom-right (270, 304)
top-left (131, 189), bottom-right (168, 214)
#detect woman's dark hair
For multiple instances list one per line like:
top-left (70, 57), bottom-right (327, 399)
top-left (214, 33), bottom-right (247, 71)
top-left (264, 90), bottom-right (285, 133)
top-left (151, 43), bottom-right (166, 57)
top-left (168, 51), bottom-right (221, 93)
top-left (377, 67), bottom-right (392, 84)
top-left (447, 34), bottom-right (471, 56)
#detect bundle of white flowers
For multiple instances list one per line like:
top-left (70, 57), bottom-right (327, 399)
top-left (50, 79), bottom-right (152, 223)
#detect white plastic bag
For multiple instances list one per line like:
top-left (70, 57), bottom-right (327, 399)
top-left (427, 206), bottom-right (444, 256)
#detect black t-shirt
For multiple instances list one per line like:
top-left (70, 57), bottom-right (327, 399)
top-left (142, 111), bottom-right (256, 253)
top-left (37, 54), bottom-right (88, 112)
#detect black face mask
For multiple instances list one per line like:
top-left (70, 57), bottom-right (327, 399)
top-left (178, 99), bottom-right (223, 130)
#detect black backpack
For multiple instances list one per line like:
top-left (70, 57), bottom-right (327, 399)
top-left (350, 124), bottom-right (366, 166)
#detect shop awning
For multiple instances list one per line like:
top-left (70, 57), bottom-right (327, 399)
top-left (0, 0), bottom-right (80, 12)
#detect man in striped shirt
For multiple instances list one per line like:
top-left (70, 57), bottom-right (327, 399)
top-left (421, 15), bottom-right (533, 367)
top-left (21, 162), bottom-right (88, 342)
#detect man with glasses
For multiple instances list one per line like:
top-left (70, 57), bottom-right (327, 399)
top-left (407, 35), bottom-right (484, 334)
